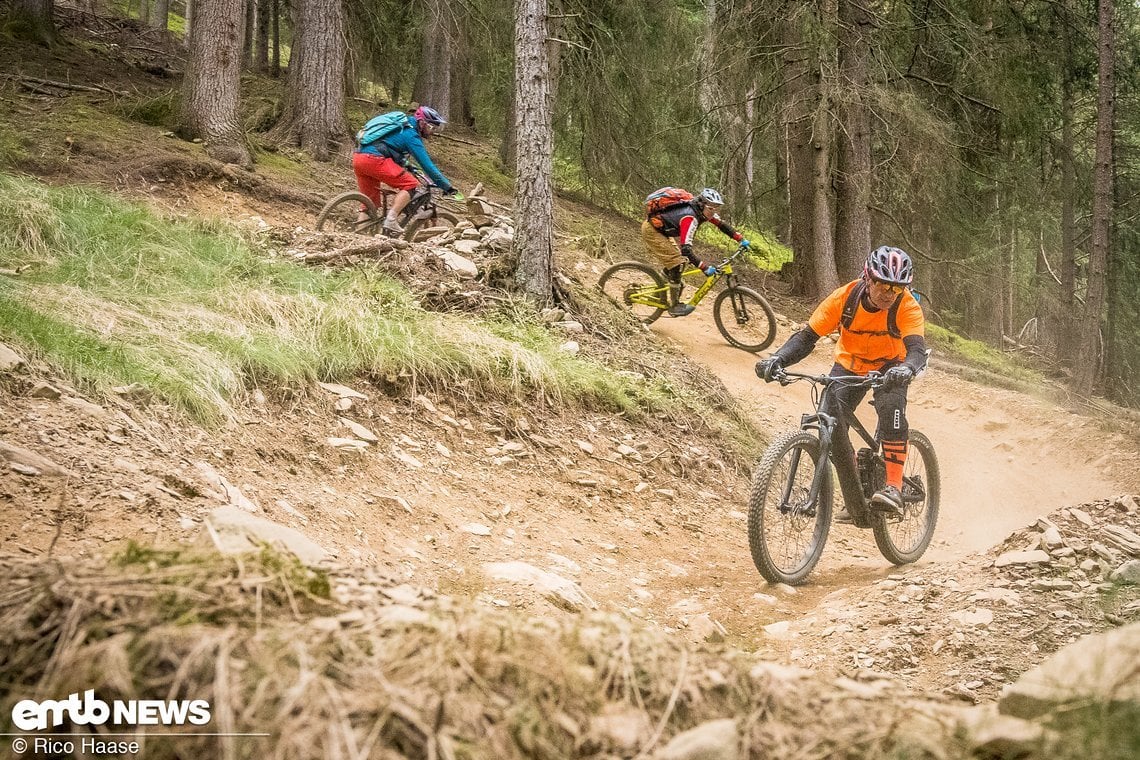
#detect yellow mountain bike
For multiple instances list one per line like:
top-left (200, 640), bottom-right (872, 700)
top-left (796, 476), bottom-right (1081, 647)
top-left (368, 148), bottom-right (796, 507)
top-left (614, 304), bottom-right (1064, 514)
top-left (597, 244), bottom-right (777, 352)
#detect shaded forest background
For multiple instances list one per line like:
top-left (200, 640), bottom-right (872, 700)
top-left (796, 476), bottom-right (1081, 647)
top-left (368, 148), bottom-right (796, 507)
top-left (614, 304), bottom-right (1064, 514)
top-left (3, 0), bottom-right (1139, 407)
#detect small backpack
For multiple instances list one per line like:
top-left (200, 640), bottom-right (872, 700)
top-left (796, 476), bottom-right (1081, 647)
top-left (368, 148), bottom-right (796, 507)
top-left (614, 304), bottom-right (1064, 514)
top-left (355, 111), bottom-right (409, 148)
top-left (645, 187), bottom-right (694, 229)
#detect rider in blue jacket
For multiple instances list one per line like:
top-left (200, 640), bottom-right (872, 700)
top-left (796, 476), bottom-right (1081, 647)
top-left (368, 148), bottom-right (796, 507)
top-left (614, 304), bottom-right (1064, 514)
top-left (353, 105), bottom-right (459, 235)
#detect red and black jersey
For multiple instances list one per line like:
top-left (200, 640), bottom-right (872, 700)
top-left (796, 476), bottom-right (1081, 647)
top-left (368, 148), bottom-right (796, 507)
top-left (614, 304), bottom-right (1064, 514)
top-left (651, 203), bottom-right (742, 247)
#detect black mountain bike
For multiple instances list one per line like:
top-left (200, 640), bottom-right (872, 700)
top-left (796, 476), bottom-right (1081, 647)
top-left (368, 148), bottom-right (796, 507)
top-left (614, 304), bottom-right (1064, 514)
top-left (596, 244), bottom-right (777, 352)
top-left (747, 369), bottom-right (940, 585)
top-left (316, 165), bottom-right (460, 243)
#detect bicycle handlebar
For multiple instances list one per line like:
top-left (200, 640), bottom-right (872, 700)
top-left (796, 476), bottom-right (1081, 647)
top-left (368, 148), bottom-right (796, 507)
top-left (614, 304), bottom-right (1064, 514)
top-left (773, 369), bottom-right (883, 388)
top-left (714, 244), bottom-right (752, 268)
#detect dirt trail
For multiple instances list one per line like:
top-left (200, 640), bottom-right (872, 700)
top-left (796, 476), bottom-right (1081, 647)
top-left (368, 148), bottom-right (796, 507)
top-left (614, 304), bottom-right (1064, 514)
top-left (651, 302), bottom-right (1128, 579)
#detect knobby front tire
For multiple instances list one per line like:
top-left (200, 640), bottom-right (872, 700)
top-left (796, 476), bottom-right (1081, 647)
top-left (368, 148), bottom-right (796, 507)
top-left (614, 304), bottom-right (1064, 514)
top-left (872, 429), bottom-right (940, 565)
top-left (316, 192), bottom-right (380, 235)
top-left (748, 429), bottom-right (833, 586)
top-left (403, 210), bottom-right (461, 243)
top-left (713, 285), bottom-right (777, 352)
top-left (597, 261), bottom-right (668, 325)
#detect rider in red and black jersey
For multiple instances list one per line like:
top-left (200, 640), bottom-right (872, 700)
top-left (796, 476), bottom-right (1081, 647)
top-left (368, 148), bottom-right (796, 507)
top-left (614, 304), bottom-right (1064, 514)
top-left (641, 188), bottom-right (750, 317)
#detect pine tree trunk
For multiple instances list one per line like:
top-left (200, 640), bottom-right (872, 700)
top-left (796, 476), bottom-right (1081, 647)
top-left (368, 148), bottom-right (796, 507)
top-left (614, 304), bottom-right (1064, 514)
top-left (780, 7), bottom-right (817, 297)
top-left (254, 0), bottom-right (270, 72)
top-left (811, 92), bottom-right (840, 297)
top-left (810, 0), bottom-right (840, 298)
top-left (833, 0), bottom-right (872, 279)
top-left (184, 0), bottom-right (194, 47)
top-left (243, 0), bottom-right (255, 67)
top-left (139, 0), bottom-right (151, 25)
top-left (152, 0), bottom-right (170, 31)
top-left (513, 0), bottom-right (554, 304)
top-left (1074, 0), bottom-right (1114, 396)
top-left (12, 0), bottom-right (55, 45)
top-left (271, 0), bottom-right (281, 77)
top-left (413, 0), bottom-right (453, 117)
top-left (180, 0), bottom-right (251, 166)
top-left (1059, 28), bottom-right (1077, 359)
top-left (698, 0), bottom-right (718, 181)
top-left (271, 0), bottom-right (347, 161)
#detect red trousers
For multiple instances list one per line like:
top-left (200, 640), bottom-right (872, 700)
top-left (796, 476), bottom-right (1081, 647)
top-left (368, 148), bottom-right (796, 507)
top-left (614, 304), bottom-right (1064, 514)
top-left (352, 152), bottom-right (418, 207)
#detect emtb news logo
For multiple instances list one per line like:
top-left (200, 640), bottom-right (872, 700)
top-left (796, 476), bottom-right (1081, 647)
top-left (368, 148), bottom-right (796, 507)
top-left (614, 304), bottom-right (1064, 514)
top-left (11, 690), bottom-right (211, 731)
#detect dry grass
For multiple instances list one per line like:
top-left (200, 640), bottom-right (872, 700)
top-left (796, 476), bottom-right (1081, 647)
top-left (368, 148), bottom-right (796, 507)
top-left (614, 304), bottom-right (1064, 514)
top-left (0, 549), bottom-right (987, 760)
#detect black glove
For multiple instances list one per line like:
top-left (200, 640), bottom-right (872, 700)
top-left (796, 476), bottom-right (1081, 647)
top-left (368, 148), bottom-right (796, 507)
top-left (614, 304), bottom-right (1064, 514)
top-left (883, 365), bottom-right (914, 388)
top-left (755, 356), bottom-right (785, 383)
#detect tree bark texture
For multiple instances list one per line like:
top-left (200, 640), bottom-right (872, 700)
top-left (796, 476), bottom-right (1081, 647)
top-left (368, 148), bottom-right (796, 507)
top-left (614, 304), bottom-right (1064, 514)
top-left (833, 0), bottom-right (872, 279)
top-left (254, 0), bottom-right (270, 72)
top-left (272, 0), bottom-right (347, 161)
top-left (779, 7), bottom-right (818, 297)
top-left (1059, 25), bottom-right (1077, 358)
top-left (513, 0), bottom-right (554, 304)
top-left (810, 0), bottom-right (840, 298)
top-left (180, 0), bottom-right (251, 166)
top-left (413, 0), bottom-right (454, 118)
top-left (152, 0), bottom-right (170, 31)
top-left (11, 0), bottom-right (55, 45)
top-left (1074, 0), bottom-right (1114, 395)
top-left (243, 0), bottom-right (256, 67)
top-left (271, 0), bottom-right (281, 76)
top-left (811, 90), bottom-right (840, 297)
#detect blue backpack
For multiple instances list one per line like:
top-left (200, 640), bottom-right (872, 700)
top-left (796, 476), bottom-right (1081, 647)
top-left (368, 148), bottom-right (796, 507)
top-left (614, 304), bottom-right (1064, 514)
top-left (355, 111), bottom-right (408, 148)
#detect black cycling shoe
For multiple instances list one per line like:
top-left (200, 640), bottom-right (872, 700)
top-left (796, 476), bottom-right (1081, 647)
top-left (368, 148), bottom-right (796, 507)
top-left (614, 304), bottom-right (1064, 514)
top-left (871, 485), bottom-right (904, 515)
top-left (833, 507), bottom-right (854, 525)
top-left (667, 304), bottom-right (695, 317)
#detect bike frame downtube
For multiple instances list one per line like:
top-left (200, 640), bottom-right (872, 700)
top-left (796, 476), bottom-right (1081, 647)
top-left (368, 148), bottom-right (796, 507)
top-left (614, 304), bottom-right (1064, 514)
top-left (684, 271), bottom-right (720, 306)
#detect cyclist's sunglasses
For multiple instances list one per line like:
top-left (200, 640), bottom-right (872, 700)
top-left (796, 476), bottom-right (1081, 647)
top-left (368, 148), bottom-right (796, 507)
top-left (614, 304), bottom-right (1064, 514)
top-left (869, 277), bottom-right (905, 294)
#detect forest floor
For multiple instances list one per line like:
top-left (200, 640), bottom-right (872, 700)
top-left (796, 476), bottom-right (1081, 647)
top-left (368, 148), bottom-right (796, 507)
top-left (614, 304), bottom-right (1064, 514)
top-left (3, 13), bottom-right (1140, 756)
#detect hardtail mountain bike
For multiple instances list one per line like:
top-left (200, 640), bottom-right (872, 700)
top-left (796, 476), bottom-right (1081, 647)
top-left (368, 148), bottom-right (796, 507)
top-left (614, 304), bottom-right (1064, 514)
top-left (596, 244), bottom-right (777, 352)
top-left (748, 369), bottom-right (940, 585)
top-left (316, 165), bottom-right (460, 243)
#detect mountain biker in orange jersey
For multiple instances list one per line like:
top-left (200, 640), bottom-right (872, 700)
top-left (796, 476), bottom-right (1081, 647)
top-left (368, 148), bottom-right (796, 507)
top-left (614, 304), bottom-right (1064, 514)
top-left (642, 188), bottom-right (751, 317)
top-left (755, 246), bottom-right (928, 519)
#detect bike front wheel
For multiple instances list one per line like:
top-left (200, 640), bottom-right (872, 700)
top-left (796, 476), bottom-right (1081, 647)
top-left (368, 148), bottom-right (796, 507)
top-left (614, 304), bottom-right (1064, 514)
top-left (748, 429), bottom-right (833, 585)
top-left (316, 192), bottom-right (380, 235)
top-left (872, 429), bottom-right (940, 565)
top-left (713, 285), bottom-right (777, 352)
top-left (597, 261), bottom-right (668, 325)
top-left (403, 209), bottom-right (461, 243)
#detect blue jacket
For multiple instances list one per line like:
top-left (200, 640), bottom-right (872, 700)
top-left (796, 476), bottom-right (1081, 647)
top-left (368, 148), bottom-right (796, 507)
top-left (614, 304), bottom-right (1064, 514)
top-left (356, 116), bottom-right (453, 193)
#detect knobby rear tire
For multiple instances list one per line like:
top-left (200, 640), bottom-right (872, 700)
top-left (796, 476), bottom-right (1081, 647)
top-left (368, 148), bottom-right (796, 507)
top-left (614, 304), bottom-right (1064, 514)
top-left (316, 192), bottom-right (379, 235)
top-left (872, 429), bottom-right (940, 565)
top-left (403, 209), bottom-right (461, 243)
top-left (597, 261), bottom-right (667, 325)
top-left (748, 429), bottom-right (833, 586)
top-left (713, 285), bottom-right (777, 352)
